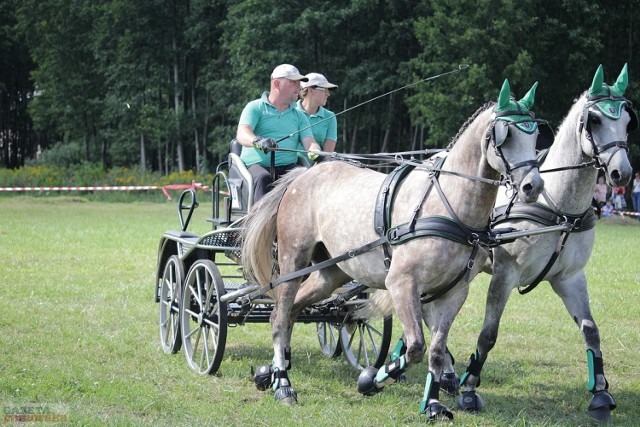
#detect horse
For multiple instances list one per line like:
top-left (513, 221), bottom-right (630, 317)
top-left (454, 64), bottom-right (635, 422)
top-left (240, 79), bottom-right (546, 421)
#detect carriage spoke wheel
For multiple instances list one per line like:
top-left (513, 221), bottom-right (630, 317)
top-left (340, 315), bottom-right (392, 371)
top-left (317, 322), bottom-right (342, 358)
top-left (159, 255), bottom-right (184, 354)
top-left (180, 260), bottom-right (228, 375)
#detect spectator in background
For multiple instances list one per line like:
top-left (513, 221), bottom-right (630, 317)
top-left (633, 171), bottom-right (640, 218)
top-left (593, 175), bottom-right (608, 208)
top-left (613, 188), bottom-right (625, 211)
top-left (602, 199), bottom-right (614, 217)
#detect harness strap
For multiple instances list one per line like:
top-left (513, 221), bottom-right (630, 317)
top-left (421, 244), bottom-right (479, 304)
top-left (374, 163), bottom-right (417, 269)
top-left (247, 236), bottom-right (388, 300)
top-left (491, 189), bottom-right (597, 295)
top-left (388, 216), bottom-right (484, 246)
top-left (517, 229), bottom-right (570, 295)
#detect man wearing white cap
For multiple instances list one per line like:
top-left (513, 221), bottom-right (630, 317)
top-left (297, 73), bottom-right (338, 156)
top-left (236, 64), bottom-right (322, 201)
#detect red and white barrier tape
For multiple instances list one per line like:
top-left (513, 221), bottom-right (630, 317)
top-left (0, 182), bottom-right (210, 201)
top-left (610, 209), bottom-right (640, 217)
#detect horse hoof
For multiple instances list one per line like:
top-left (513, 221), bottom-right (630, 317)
top-left (358, 366), bottom-right (382, 396)
top-left (252, 365), bottom-right (273, 391)
top-left (457, 390), bottom-right (484, 413)
top-left (588, 407), bottom-right (611, 422)
top-left (424, 402), bottom-right (453, 422)
top-left (441, 372), bottom-right (460, 396)
top-left (588, 390), bottom-right (616, 421)
top-left (274, 386), bottom-right (298, 405)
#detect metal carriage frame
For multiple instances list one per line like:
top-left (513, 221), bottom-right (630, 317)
top-left (154, 147), bottom-right (393, 376)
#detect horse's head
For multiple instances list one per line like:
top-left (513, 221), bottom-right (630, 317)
top-left (484, 79), bottom-right (545, 202)
top-left (576, 64), bottom-right (635, 187)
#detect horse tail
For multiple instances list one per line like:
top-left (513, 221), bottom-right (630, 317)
top-left (354, 289), bottom-right (395, 319)
top-left (240, 167), bottom-right (308, 286)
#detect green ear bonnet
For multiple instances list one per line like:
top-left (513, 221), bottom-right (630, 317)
top-left (588, 63), bottom-right (630, 120)
top-left (493, 79), bottom-right (538, 135)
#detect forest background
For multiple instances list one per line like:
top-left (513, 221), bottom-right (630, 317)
top-left (2, 0), bottom-right (640, 185)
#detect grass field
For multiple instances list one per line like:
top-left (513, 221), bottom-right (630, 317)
top-left (1, 196), bottom-right (639, 426)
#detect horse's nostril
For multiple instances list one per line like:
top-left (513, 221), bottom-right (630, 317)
top-left (610, 170), bottom-right (621, 183)
top-left (522, 183), bottom-right (533, 195)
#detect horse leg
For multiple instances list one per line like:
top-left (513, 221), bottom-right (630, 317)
top-left (458, 265), bottom-right (516, 413)
top-left (292, 266), bottom-right (351, 312)
top-left (357, 278), bottom-right (426, 397)
top-left (282, 267), bottom-right (350, 370)
top-left (419, 297), bottom-right (458, 395)
top-left (259, 275), bottom-right (301, 404)
top-left (550, 272), bottom-right (616, 421)
top-left (270, 279), bottom-right (300, 404)
top-left (416, 286), bottom-right (468, 421)
top-left (387, 336), bottom-right (458, 393)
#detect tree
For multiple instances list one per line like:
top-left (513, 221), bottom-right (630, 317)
top-left (16, 0), bottom-right (108, 165)
top-left (0, 0), bottom-right (38, 168)
top-left (407, 0), bottom-right (606, 146)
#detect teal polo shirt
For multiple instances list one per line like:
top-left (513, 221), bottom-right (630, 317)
top-left (296, 100), bottom-right (337, 150)
top-left (239, 92), bottom-right (313, 167)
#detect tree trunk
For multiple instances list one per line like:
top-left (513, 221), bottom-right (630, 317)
top-left (202, 89), bottom-right (211, 169)
top-left (173, 37), bottom-right (184, 171)
top-left (191, 84), bottom-right (200, 173)
top-left (140, 132), bottom-right (146, 172)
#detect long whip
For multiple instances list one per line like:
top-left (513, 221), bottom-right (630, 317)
top-left (275, 63), bottom-right (470, 144)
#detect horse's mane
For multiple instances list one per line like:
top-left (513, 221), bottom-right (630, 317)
top-left (553, 91), bottom-right (587, 142)
top-left (447, 101), bottom-right (495, 149)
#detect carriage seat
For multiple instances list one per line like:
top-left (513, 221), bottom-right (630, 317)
top-left (226, 139), bottom-right (313, 216)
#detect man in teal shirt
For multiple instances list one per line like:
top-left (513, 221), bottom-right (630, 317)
top-left (236, 64), bottom-right (321, 201)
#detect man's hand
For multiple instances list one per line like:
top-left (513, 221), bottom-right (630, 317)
top-left (308, 143), bottom-right (321, 161)
top-left (253, 137), bottom-right (277, 153)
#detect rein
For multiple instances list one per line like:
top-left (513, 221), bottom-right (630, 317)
top-left (273, 65), bottom-right (470, 145)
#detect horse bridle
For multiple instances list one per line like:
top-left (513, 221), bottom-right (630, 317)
top-left (485, 108), bottom-right (544, 190)
top-left (578, 93), bottom-right (638, 173)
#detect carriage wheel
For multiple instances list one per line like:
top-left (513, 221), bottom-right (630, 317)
top-left (180, 259), bottom-right (228, 375)
top-left (340, 315), bottom-right (392, 371)
top-left (317, 322), bottom-right (342, 358)
top-left (159, 255), bottom-right (183, 354)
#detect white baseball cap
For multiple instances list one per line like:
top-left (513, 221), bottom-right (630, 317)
top-left (301, 73), bottom-right (338, 89)
top-left (271, 64), bottom-right (308, 81)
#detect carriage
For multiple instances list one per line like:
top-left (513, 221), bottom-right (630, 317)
top-left (154, 140), bottom-right (393, 376)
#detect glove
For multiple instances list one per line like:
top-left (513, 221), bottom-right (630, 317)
top-left (253, 137), bottom-right (276, 153)
top-left (307, 143), bottom-right (321, 161)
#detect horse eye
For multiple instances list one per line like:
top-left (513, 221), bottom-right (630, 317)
top-left (589, 115), bottom-right (601, 125)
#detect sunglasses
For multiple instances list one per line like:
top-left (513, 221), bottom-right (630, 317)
top-left (311, 86), bottom-right (329, 92)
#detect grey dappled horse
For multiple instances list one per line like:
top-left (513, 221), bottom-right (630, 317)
top-left (240, 79), bottom-right (545, 421)
top-left (455, 64), bottom-right (635, 421)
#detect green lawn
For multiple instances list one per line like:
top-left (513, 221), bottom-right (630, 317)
top-left (1, 197), bottom-right (638, 426)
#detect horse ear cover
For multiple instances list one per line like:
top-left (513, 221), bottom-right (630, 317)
top-left (518, 81), bottom-right (538, 111)
top-left (589, 64), bottom-right (605, 97)
top-left (496, 79), bottom-right (511, 111)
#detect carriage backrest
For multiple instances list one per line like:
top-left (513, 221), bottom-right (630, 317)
top-left (228, 139), bottom-right (254, 216)
top-left (230, 139), bottom-right (242, 156)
